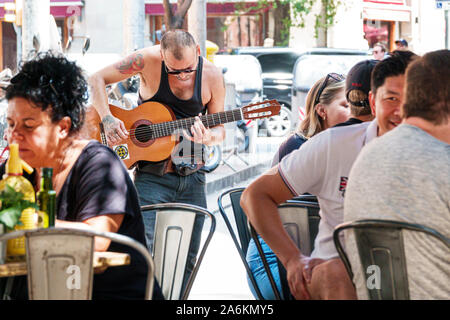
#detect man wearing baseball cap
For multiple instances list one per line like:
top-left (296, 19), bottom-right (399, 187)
top-left (395, 39), bottom-right (408, 50)
top-left (334, 59), bottom-right (378, 127)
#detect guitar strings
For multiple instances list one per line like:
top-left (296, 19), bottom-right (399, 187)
top-left (125, 109), bottom-right (243, 139)
top-left (126, 111), bottom-right (238, 134)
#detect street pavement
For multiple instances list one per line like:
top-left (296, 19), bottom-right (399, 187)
top-left (188, 136), bottom-right (285, 300)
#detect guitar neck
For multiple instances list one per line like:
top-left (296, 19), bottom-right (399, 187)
top-left (152, 108), bottom-right (243, 138)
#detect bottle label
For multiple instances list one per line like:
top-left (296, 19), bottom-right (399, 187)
top-left (37, 210), bottom-right (49, 228)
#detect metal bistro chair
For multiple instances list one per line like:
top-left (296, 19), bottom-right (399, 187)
top-left (250, 197), bottom-right (320, 300)
top-left (0, 227), bottom-right (155, 300)
top-left (217, 187), bottom-right (268, 300)
top-left (141, 203), bottom-right (216, 300)
top-left (333, 219), bottom-right (450, 300)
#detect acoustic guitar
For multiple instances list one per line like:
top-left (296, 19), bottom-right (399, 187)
top-left (83, 100), bottom-right (281, 169)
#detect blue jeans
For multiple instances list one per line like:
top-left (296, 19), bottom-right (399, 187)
top-left (134, 170), bottom-right (207, 292)
top-left (246, 236), bottom-right (284, 300)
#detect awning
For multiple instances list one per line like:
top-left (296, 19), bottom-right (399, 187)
top-left (49, 0), bottom-right (84, 18)
top-left (144, 1), bottom-right (263, 16)
top-left (0, 0), bottom-right (84, 19)
top-left (363, 0), bottom-right (411, 22)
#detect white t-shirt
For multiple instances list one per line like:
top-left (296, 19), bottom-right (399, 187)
top-left (278, 120), bottom-right (378, 260)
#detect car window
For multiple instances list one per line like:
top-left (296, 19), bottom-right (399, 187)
top-left (257, 53), bottom-right (300, 74)
top-left (293, 55), bottom-right (368, 90)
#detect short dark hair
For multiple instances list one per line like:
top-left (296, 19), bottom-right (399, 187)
top-left (402, 49), bottom-right (449, 125)
top-left (5, 51), bottom-right (88, 134)
top-left (371, 50), bottom-right (418, 95)
top-left (160, 30), bottom-right (196, 60)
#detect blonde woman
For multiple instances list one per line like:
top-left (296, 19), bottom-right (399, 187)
top-left (248, 73), bottom-right (350, 300)
top-left (272, 73), bottom-right (350, 166)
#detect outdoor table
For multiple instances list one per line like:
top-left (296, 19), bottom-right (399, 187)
top-left (0, 251), bottom-right (130, 278)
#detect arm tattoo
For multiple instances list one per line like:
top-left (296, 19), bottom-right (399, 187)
top-left (115, 53), bottom-right (145, 74)
top-left (102, 115), bottom-right (116, 129)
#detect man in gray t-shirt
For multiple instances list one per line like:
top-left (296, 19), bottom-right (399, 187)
top-left (344, 50), bottom-right (450, 299)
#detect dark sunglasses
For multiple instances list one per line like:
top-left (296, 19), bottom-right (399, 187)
top-left (314, 73), bottom-right (345, 105)
top-left (164, 57), bottom-right (198, 75)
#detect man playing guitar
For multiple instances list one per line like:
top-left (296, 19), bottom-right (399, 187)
top-left (88, 30), bottom-right (226, 288)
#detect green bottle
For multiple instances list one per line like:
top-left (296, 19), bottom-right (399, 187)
top-left (37, 168), bottom-right (56, 228)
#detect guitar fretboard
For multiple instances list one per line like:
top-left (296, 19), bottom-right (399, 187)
top-left (147, 108), bottom-right (243, 139)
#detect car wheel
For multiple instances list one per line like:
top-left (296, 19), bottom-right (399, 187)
top-left (202, 145), bottom-right (222, 173)
top-left (265, 105), bottom-right (292, 137)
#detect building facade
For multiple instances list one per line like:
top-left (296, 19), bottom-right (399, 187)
top-left (289, 0), bottom-right (448, 55)
top-left (1, 0), bottom-right (446, 71)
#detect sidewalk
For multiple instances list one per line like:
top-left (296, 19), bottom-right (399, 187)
top-left (188, 137), bottom-right (283, 300)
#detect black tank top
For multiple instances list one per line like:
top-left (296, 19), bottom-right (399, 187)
top-left (138, 57), bottom-right (206, 119)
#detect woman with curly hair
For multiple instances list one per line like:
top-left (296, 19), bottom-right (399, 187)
top-left (2, 52), bottom-right (163, 300)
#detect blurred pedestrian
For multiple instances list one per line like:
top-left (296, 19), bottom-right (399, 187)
top-left (372, 43), bottom-right (386, 60)
top-left (395, 39), bottom-right (408, 51)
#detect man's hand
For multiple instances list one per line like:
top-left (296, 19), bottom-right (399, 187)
top-left (302, 257), bottom-right (326, 284)
top-left (102, 115), bottom-right (129, 145)
top-left (285, 255), bottom-right (312, 300)
top-left (183, 113), bottom-right (213, 145)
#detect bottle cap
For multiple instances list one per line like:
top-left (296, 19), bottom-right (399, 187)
top-left (7, 144), bottom-right (22, 174)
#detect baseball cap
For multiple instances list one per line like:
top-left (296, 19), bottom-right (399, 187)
top-left (345, 59), bottom-right (378, 107)
top-left (395, 39), bottom-right (408, 47)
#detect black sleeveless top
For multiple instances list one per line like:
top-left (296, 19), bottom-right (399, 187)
top-left (138, 56), bottom-right (206, 119)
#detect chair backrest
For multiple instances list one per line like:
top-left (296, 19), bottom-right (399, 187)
top-left (141, 203), bottom-right (216, 300)
top-left (250, 198), bottom-right (321, 300)
top-left (0, 228), bottom-right (154, 300)
top-left (217, 187), bottom-right (265, 300)
top-left (279, 200), bottom-right (320, 256)
top-left (333, 219), bottom-right (450, 300)
top-left (291, 194), bottom-right (318, 203)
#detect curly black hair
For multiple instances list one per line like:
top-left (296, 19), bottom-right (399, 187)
top-left (5, 51), bottom-right (88, 134)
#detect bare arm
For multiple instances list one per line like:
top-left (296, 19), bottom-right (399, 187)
top-left (240, 166), bottom-right (311, 299)
top-left (241, 166), bottom-right (299, 266)
top-left (88, 51), bottom-right (147, 145)
top-left (56, 214), bottom-right (124, 252)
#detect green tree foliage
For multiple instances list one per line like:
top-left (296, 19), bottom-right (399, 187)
top-left (233, 0), bottom-right (343, 46)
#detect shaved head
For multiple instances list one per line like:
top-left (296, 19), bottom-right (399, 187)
top-left (161, 30), bottom-right (196, 60)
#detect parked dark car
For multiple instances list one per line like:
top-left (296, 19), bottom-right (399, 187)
top-left (291, 48), bottom-right (370, 127)
top-left (224, 47), bottom-right (301, 137)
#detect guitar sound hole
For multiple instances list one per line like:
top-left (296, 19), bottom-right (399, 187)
top-left (134, 124), bottom-right (153, 143)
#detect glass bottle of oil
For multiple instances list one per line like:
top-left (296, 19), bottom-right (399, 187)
top-left (0, 143), bottom-right (36, 260)
top-left (36, 167), bottom-right (56, 228)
